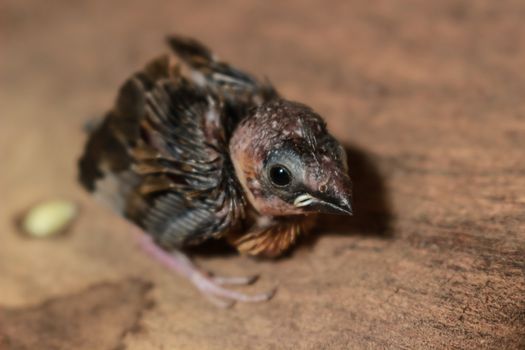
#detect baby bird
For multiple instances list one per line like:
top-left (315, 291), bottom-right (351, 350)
top-left (79, 35), bottom-right (353, 307)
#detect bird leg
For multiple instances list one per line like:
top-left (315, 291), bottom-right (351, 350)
top-left (138, 235), bottom-right (276, 307)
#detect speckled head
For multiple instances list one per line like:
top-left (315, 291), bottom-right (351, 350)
top-left (229, 99), bottom-right (353, 217)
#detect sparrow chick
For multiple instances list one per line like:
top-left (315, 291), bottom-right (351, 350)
top-left (79, 35), bottom-right (352, 306)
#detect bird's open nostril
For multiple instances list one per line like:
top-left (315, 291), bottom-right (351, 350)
top-left (319, 184), bottom-right (327, 192)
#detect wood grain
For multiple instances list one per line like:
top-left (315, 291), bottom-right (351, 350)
top-left (1, 0), bottom-right (524, 349)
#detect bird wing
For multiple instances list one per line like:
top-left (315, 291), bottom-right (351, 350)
top-left (79, 55), bottom-right (246, 248)
top-left (167, 35), bottom-right (278, 128)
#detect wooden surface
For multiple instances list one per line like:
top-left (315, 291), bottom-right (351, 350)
top-left (1, 1), bottom-right (524, 349)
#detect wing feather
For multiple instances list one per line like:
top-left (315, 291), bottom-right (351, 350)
top-left (167, 35), bottom-right (278, 129)
top-left (78, 54), bottom-right (246, 248)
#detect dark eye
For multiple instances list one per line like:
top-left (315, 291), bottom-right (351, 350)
top-left (269, 165), bottom-right (292, 187)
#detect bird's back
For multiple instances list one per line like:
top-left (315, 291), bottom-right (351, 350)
top-left (79, 36), bottom-right (275, 248)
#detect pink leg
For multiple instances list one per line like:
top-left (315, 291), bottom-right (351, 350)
top-left (138, 235), bottom-right (276, 307)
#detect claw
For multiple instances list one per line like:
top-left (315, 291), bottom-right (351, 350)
top-left (202, 291), bottom-right (236, 309)
top-left (192, 272), bottom-right (275, 302)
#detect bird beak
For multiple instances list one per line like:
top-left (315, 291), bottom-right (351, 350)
top-left (294, 191), bottom-right (353, 216)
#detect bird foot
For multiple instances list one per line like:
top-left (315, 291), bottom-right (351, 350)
top-left (138, 235), bottom-right (276, 308)
top-left (209, 273), bottom-right (260, 286)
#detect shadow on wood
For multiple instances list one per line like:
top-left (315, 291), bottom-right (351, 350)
top-left (316, 143), bottom-right (394, 236)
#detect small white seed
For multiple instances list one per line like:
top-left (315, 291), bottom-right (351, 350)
top-left (21, 199), bottom-right (78, 238)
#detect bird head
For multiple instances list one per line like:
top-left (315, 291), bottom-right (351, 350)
top-left (229, 99), bottom-right (353, 217)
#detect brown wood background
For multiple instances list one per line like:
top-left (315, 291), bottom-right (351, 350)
top-left (1, 1), bottom-right (524, 349)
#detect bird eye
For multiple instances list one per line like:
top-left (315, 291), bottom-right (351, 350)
top-left (269, 165), bottom-right (292, 187)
